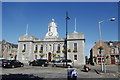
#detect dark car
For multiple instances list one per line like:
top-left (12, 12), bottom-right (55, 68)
top-left (0, 59), bottom-right (6, 67)
top-left (29, 59), bottom-right (49, 67)
top-left (2, 60), bottom-right (24, 68)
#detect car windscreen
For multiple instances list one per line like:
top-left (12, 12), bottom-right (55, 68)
top-left (3, 60), bottom-right (12, 63)
top-left (37, 59), bottom-right (47, 61)
top-left (62, 60), bottom-right (72, 62)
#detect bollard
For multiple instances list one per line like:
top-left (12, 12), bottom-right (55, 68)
top-left (67, 68), bottom-right (77, 80)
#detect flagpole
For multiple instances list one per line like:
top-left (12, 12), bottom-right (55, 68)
top-left (26, 24), bottom-right (28, 35)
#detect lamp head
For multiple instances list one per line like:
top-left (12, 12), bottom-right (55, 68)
top-left (110, 18), bottom-right (115, 21)
top-left (66, 17), bottom-right (70, 20)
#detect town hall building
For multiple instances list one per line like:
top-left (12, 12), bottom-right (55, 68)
top-left (17, 19), bottom-right (85, 65)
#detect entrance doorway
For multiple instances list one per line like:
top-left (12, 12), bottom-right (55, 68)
top-left (111, 56), bottom-right (115, 64)
top-left (48, 52), bottom-right (51, 62)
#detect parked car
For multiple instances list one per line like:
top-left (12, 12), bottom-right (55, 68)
top-left (0, 59), bottom-right (6, 67)
top-left (52, 59), bottom-right (74, 68)
top-left (29, 59), bottom-right (49, 67)
top-left (2, 60), bottom-right (24, 68)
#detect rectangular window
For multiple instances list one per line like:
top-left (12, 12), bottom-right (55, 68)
top-left (74, 55), bottom-right (77, 60)
top-left (74, 43), bottom-right (77, 50)
top-left (111, 48), bottom-right (115, 54)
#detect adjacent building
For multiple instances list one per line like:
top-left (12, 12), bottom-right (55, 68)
top-left (90, 40), bottom-right (120, 65)
top-left (0, 40), bottom-right (18, 59)
top-left (17, 19), bottom-right (85, 65)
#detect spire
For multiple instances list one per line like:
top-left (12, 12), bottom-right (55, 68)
top-left (74, 18), bottom-right (77, 33)
top-left (26, 24), bottom-right (28, 35)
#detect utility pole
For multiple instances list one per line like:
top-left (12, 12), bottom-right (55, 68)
top-left (98, 18), bottom-right (115, 72)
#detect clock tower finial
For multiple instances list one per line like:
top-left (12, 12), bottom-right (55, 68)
top-left (52, 19), bottom-right (54, 22)
top-left (45, 19), bottom-right (59, 39)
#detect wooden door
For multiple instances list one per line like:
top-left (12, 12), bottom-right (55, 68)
top-left (48, 53), bottom-right (51, 62)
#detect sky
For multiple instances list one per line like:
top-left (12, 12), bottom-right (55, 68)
top-left (2, 2), bottom-right (118, 57)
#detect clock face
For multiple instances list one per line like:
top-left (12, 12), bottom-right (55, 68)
top-left (48, 32), bottom-right (53, 36)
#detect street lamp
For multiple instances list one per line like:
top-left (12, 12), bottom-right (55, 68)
top-left (98, 18), bottom-right (115, 72)
top-left (65, 12), bottom-right (70, 67)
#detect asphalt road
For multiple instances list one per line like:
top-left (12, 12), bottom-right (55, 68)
top-left (0, 64), bottom-right (119, 80)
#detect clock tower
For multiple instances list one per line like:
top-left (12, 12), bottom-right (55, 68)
top-left (45, 19), bottom-right (59, 39)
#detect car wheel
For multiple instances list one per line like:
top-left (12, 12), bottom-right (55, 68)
top-left (32, 64), bottom-right (34, 66)
top-left (29, 63), bottom-right (32, 66)
top-left (12, 65), bottom-right (15, 68)
top-left (53, 64), bottom-right (56, 67)
top-left (42, 64), bottom-right (45, 67)
top-left (52, 64), bottom-right (54, 67)
top-left (21, 64), bottom-right (24, 67)
top-left (67, 65), bottom-right (71, 68)
top-left (30, 63), bottom-right (33, 66)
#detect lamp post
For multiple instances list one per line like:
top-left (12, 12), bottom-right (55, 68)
top-left (98, 18), bottom-right (115, 72)
top-left (65, 12), bottom-right (70, 67)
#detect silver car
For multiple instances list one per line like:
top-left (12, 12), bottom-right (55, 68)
top-left (52, 59), bottom-right (74, 68)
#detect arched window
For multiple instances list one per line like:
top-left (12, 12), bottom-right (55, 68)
top-left (49, 44), bottom-right (52, 50)
top-left (35, 45), bottom-right (38, 51)
top-left (41, 45), bottom-right (43, 51)
top-left (22, 44), bottom-right (26, 52)
top-left (58, 44), bottom-right (60, 51)
top-left (34, 45), bottom-right (38, 53)
top-left (23, 44), bottom-right (26, 50)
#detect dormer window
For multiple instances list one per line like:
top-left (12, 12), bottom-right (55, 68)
top-left (109, 42), bottom-right (113, 46)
